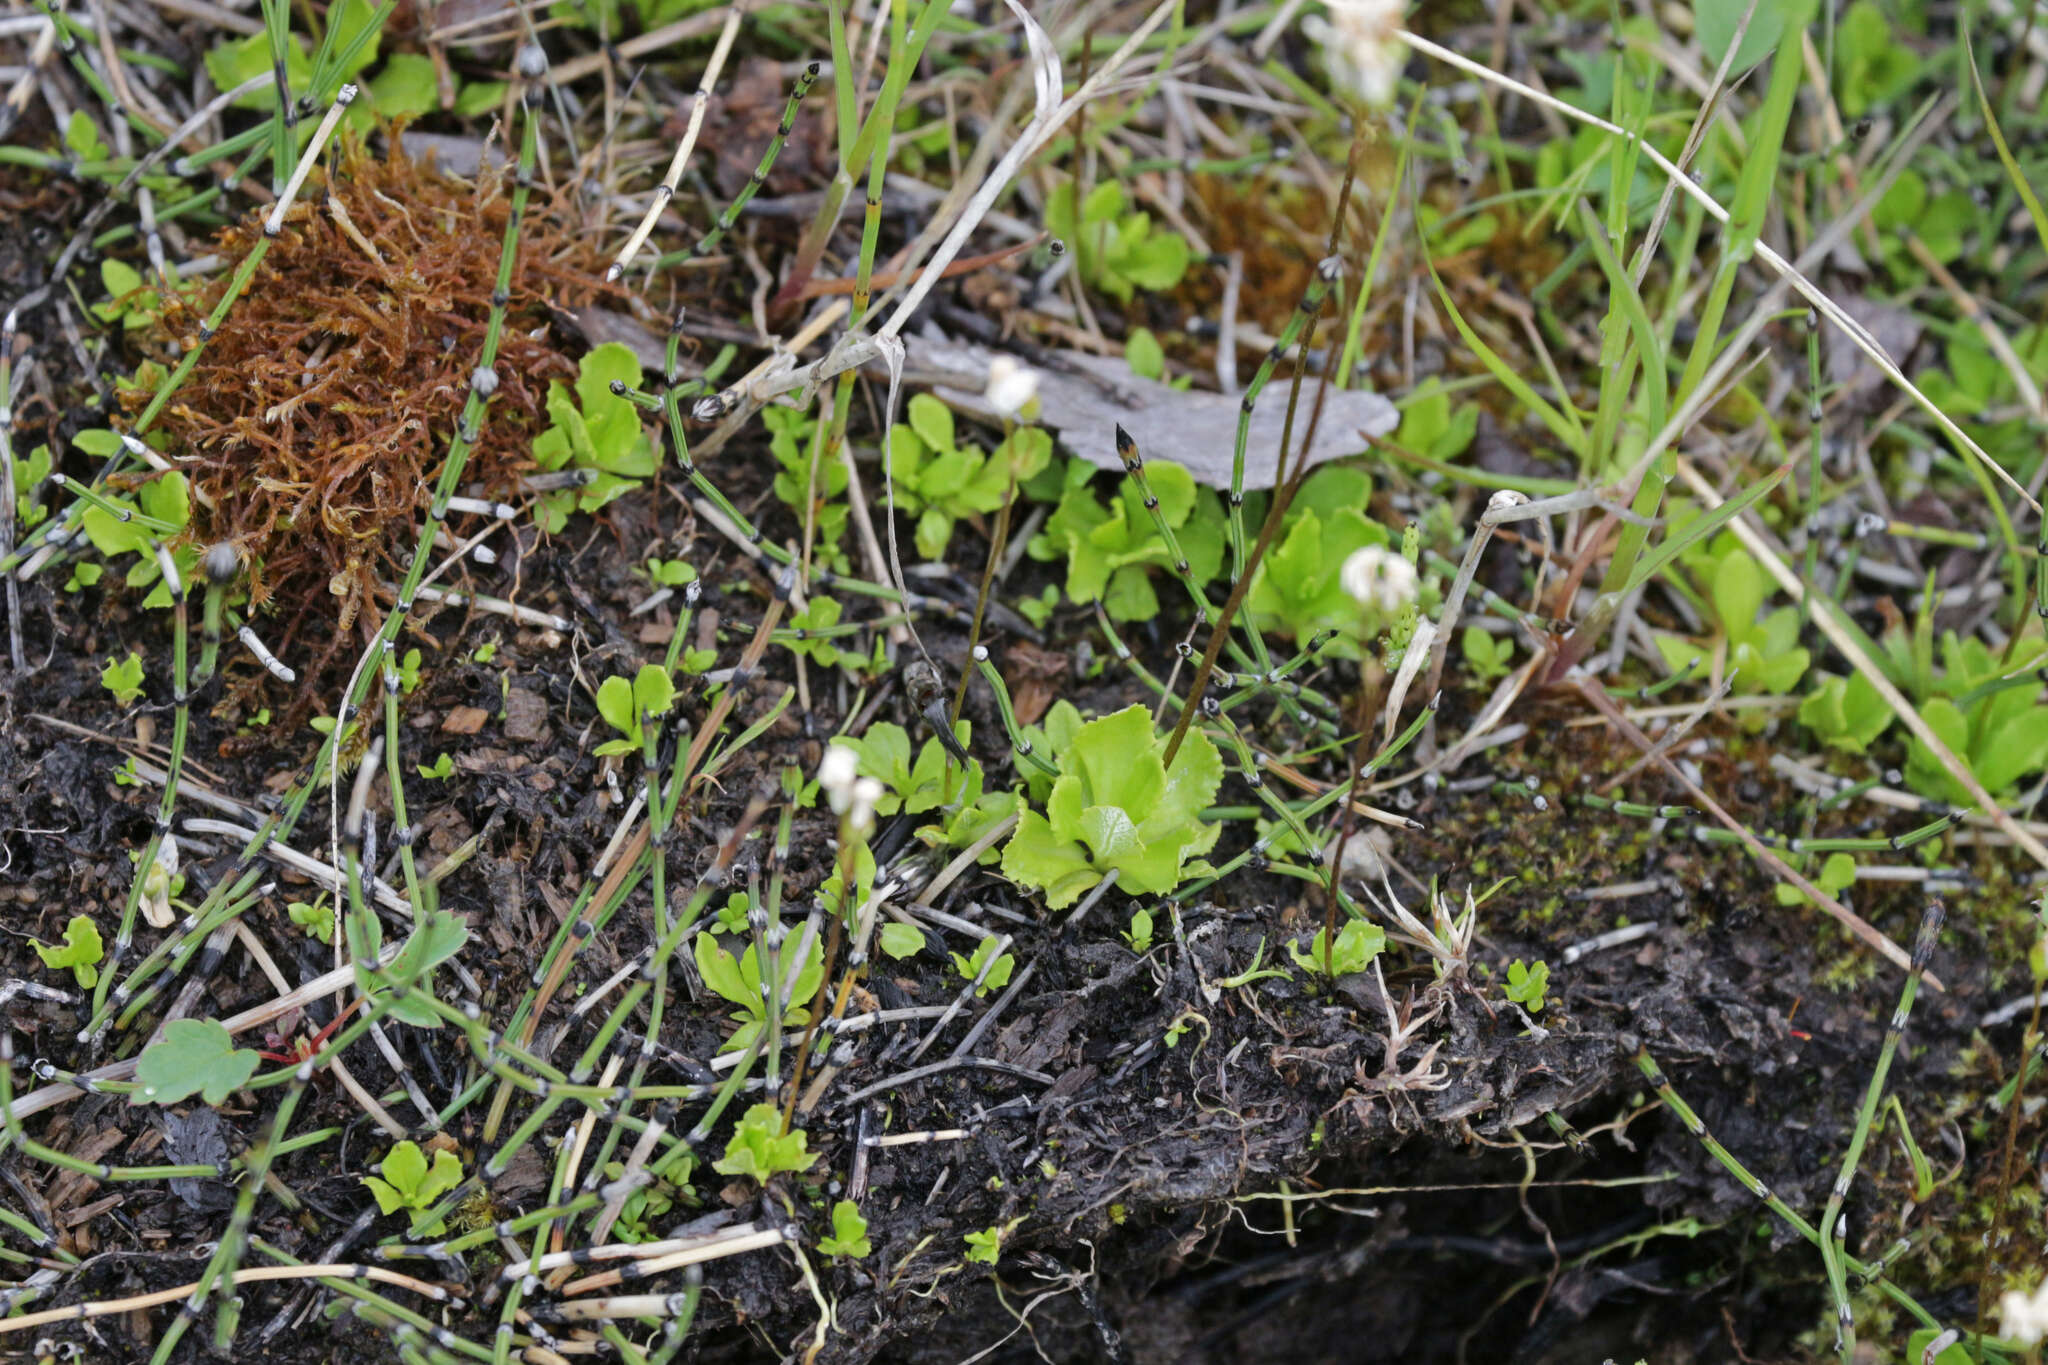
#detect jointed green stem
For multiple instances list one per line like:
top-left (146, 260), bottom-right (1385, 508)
top-left (646, 65), bottom-right (821, 273)
top-left (1820, 902), bottom-right (1943, 1359)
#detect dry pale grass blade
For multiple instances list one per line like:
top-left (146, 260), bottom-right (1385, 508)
top-left (604, 4), bottom-right (746, 281)
top-left (1673, 455), bottom-right (2048, 873)
top-left (1396, 30), bottom-right (2042, 520)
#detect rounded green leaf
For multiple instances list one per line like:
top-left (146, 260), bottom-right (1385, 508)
top-left (134, 1018), bottom-right (259, 1106)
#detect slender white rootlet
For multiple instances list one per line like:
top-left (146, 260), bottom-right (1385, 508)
top-left (263, 84), bottom-right (358, 238)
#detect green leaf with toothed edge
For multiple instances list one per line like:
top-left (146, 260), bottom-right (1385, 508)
top-left (134, 1018), bottom-right (258, 1106)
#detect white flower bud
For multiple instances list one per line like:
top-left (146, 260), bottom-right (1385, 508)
top-left (985, 355), bottom-right (1039, 421)
top-left (1303, 0), bottom-right (1407, 108)
top-left (819, 744), bottom-right (860, 813)
top-left (1340, 545), bottom-right (1417, 615)
top-left (846, 776), bottom-right (885, 836)
top-left (2002, 1279), bottom-right (2048, 1345)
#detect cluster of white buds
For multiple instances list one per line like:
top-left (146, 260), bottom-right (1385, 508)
top-left (2002, 1279), bottom-right (2048, 1345)
top-left (1303, 0), bottom-right (1408, 108)
top-left (818, 744), bottom-right (884, 836)
top-left (1340, 544), bottom-right (1418, 616)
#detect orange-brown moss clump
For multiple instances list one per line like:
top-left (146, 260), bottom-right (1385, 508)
top-left (130, 134), bottom-right (607, 637)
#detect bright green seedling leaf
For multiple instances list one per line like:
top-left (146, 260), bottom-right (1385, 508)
top-left (1396, 378), bottom-right (1479, 462)
top-left (1244, 466), bottom-right (1397, 655)
top-left (1287, 920), bottom-right (1384, 979)
top-left (879, 922), bottom-right (926, 960)
top-left (963, 1218), bottom-right (1022, 1266)
top-left (1776, 852), bottom-right (1856, 908)
top-left (949, 937), bottom-right (1015, 996)
top-left (11, 443), bottom-right (51, 530)
top-left (362, 1140), bottom-right (463, 1235)
top-left (1002, 703), bottom-right (1223, 907)
top-left (367, 53), bottom-right (438, 120)
top-left (1028, 458), bottom-right (1226, 623)
top-left (644, 558), bottom-right (697, 587)
top-left (133, 1018), bottom-right (259, 1105)
top-left (1461, 626), bottom-right (1514, 682)
top-left (766, 403), bottom-right (852, 571)
top-left (695, 932), bottom-right (824, 1052)
top-left (532, 343), bottom-right (654, 532)
top-left (287, 900), bottom-right (334, 943)
top-left (847, 720), bottom-right (982, 816)
top-left (1503, 958), bottom-right (1551, 1013)
top-left (100, 652), bottom-right (146, 705)
top-left (416, 752), bottom-right (454, 780)
top-left (817, 1200), bottom-right (872, 1259)
top-left (1797, 672), bottom-right (1891, 753)
top-left (1125, 327), bottom-right (1167, 382)
top-left (593, 664), bottom-right (674, 756)
top-left (886, 395), bottom-right (1052, 560)
top-left (395, 648), bottom-right (424, 694)
top-left (1123, 908), bottom-right (1154, 955)
top-left (1043, 180), bottom-right (1192, 302)
top-left (34, 915), bottom-right (105, 988)
top-left (1693, 0), bottom-right (1795, 72)
top-left (713, 1103), bottom-right (816, 1183)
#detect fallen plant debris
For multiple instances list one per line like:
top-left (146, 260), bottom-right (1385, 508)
top-left (1, 0), bottom-right (2046, 1363)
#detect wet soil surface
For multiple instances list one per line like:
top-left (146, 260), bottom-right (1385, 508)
top-left (1, 451), bottom-right (2025, 1365)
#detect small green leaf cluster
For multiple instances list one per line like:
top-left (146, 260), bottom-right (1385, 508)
top-left (1503, 958), bottom-right (1551, 1013)
top-left (94, 259), bottom-right (185, 332)
top-left (1027, 458), bottom-right (1225, 622)
top-left (1775, 851), bottom-right (1856, 909)
top-left (533, 344), bottom-right (656, 533)
top-left (1416, 203), bottom-right (1499, 258)
top-left (765, 403), bottom-right (852, 572)
top-left (885, 396), bottom-right (1053, 560)
top-left (949, 937), bottom-right (1015, 996)
top-left (10, 444), bottom-right (51, 534)
top-left (593, 664), bottom-right (677, 756)
top-left (842, 720), bottom-right (1019, 858)
top-left (72, 440), bottom-right (196, 608)
top-left (605, 1147), bottom-right (695, 1242)
top-left (817, 1200), bottom-right (872, 1259)
top-left (1123, 328), bottom-right (1190, 390)
top-left (1122, 908), bottom-right (1155, 955)
top-left (1899, 633), bottom-right (2048, 805)
top-left (712, 1103), bottom-right (816, 1184)
top-left (962, 1217), bottom-right (1021, 1266)
top-left (1832, 0), bottom-right (1921, 117)
top-left (694, 931), bottom-right (824, 1053)
top-left (1396, 379), bottom-right (1480, 463)
top-left (1870, 169), bottom-right (1976, 283)
top-left (1461, 626), bottom-right (1515, 682)
top-left (1797, 669), bottom-right (1890, 754)
top-left (1651, 529), bottom-right (1807, 703)
top-left (362, 1140), bottom-right (464, 1234)
top-left (101, 653), bottom-right (146, 705)
top-left (1244, 466), bottom-right (1403, 655)
top-left (415, 752), bottom-right (455, 780)
top-left (783, 596), bottom-right (881, 676)
top-left (1042, 180), bottom-right (1190, 302)
top-left (1287, 920), bottom-right (1384, 979)
top-left (34, 914), bottom-right (106, 988)
top-left (134, 1018), bottom-right (258, 1105)
top-left (1001, 703), bottom-right (1222, 908)
top-left (288, 899), bottom-right (334, 943)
